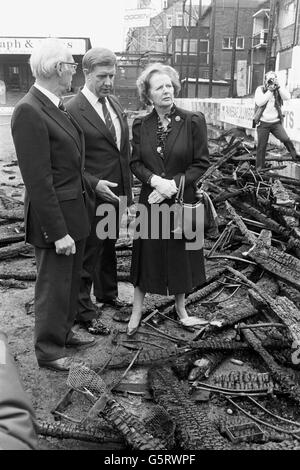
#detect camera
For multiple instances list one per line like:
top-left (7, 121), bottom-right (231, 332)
top-left (267, 78), bottom-right (275, 85)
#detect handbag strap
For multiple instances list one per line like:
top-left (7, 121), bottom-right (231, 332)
top-left (175, 175), bottom-right (185, 204)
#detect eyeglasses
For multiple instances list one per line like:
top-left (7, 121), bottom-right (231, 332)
top-left (60, 61), bottom-right (78, 71)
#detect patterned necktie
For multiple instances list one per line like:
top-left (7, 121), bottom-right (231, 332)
top-left (58, 99), bottom-right (70, 118)
top-left (98, 97), bottom-right (117, 143)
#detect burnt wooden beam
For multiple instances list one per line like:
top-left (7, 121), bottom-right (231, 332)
top-left (0, 209), bottom-right (24, 221)
top-left (0, 265), bottom-right (36, 281)
top-left (197, 140), bottom-right (243, 186)
top-left (244, 241), bottom-right (300, 289)
top-left (225, 201), bottom-right (257, 245)
top-left (241, 325), bottom-right (300, 404)
top-left (0, 279), bottom-right (28, 289)
top-left (0, 242), bottom-right (34, 261)
top-left (227, 266), bottom-right (300, 344)
top-left (232, 200), bottom-right (300, 250)
top-left (248, 290), bottom-right (300, 345)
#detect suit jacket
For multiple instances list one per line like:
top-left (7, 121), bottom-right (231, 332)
top-left (66, 92), bottom-right (132, 205)
top-left (130, 106), bottom-right (210, 204)
top-left (11, 86), bottom-right (91, 248)
top-left (0, 332), bottom-right (37, 450)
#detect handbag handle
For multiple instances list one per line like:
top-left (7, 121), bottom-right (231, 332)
top-left (175, 175), bottom-right (185, 204)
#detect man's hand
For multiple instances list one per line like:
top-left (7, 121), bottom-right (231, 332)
top-left (150, 176), bottom-right (177, 199)
top-left (148, 189), bottom-right (166, 204)
top-left (95, 180), bottom-right (120, 203)
top-left (55, 234), bottom-right (76, 256)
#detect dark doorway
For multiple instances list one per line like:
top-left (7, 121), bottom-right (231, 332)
top-left (4, 64), bottom-right (21, 90)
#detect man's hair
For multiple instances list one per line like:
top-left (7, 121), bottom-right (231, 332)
top-left (82, 47), bottom-right (117, 73)
top-left (265, 71), bottom-right (277, 82)
top-left (30, 38), bottom-right (70, 79)
top-left (136, 62), bottom-right (181, 105)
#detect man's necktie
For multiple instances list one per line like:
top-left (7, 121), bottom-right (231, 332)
top-left (98, 97), bottom-right (117, 144)
top-left (58, 99), bottom-right (70, 118)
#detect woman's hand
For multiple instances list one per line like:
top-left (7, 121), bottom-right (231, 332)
top-left (150, 175), bottom-right (177, 198)
top-left (148, 189), bottom-right (165, 204)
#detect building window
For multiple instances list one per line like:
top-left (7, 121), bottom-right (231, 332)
top-left (202, 70), bottom-right (209, 79)
top-left (279, 0), bottom-right (296, 27)
top-left (176, 13), bottom-right (184, 26)
top-left (175, 39), bottom-right (209, 65)
top-left (166, 15), bottom-right (172, 29)
top-left (222, 36), bottom-right (244, 50)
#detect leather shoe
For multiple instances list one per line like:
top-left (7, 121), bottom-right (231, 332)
top-left (113, 306), bottom-right (131, 323)
top-left (38, 357), bottom-right (73, 372)
top-left (66, 331), bottom-right (95, 347)
top-left (97, 297), bottom-right (132, 309)
top-left (81, 318), bottom-right (111, 336)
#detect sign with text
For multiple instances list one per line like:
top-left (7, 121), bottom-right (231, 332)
top-left (0, 37), bottom-right (87, 55)
top-left (124, 8), bottom-right (152, 28)
top-left (220, 99), bottom-right (254, 128)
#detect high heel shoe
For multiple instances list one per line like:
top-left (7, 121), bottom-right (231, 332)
top-left (174, 305), bottom-right (208, 327)
top-left (126, 325), bottom-right (139, 337)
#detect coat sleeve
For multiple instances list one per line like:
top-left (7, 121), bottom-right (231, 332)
top-left (130, 118), bottom-right (154, 185)
top-left (173, 112), bottom-right (210, 188)
top-left (0, 332), bottom-right (37, 450)
top-left (11, 103), bottom-right (68, 243)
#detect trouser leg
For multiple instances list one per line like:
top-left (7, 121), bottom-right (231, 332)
top-left (77, 215), bottom-right (103, 322)
top-left (271, 122), bottom-right (297, 158)
top-left (34, 243), bottom-right (83, 363)
top-left (256, 122), bottom-right (270, 169)
top-left (93, 206), bottom-right (120, 302)
top-left (93, 237), bottom-right (118, 301)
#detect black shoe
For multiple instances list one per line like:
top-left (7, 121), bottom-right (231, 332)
top-left (66, 331), bottom-right (95, 347)
top-left (38, 357), bottom-right (73, 372)
top-left (97, 297), bottom-right (132, 309)
top-left (112, 306), bottom-right (131, 323)
top-left (82, 318), bottom-right (111, 336)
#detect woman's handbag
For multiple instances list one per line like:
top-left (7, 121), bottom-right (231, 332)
top-left (173, 175), bottom-right (205, 245)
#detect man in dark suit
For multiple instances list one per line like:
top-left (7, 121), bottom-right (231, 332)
top-left (11, 38), bottom-right (96, 371)
top-left (66, 48), bottom-right (132, 332)
top-left (0, 331), bottom-right (37, 449)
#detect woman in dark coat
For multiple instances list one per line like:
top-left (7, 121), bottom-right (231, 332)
top-left (127, 63), bottom-right (210, 335)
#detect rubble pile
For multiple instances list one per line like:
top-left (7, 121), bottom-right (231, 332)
top-left (2, 130), bottom-right (300, 450)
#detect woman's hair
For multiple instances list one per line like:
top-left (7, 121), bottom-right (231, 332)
top-left (82, 47), bottom-right (117, 73)
top-left (30, 38), bottom-right (70, 79)
top-left (136, 63), bottom-right (181, 105)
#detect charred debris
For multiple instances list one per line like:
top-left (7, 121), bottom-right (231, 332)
top-left (2, 129), bottom-right (300, 450)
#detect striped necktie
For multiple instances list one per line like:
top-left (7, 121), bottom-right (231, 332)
top-left (98, 97), bottom-right (117, 143)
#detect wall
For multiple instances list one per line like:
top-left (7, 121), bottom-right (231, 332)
top-left (175, 96), bottom-right (300, 153)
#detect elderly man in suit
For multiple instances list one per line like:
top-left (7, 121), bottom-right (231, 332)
top-left (11, 38), bottom-right (96, 371)
top-left (66, 48), bottom-right (132, 333)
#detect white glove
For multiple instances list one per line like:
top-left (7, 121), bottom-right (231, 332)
top-left (148, 189), bottom-right (166, 204)
top-left (150, 175), bottom-right (177, 199)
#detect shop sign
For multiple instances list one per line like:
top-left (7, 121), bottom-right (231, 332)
top-left (0, 37), bottom-right (87, 55)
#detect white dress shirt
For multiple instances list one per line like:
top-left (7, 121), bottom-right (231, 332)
top-left (34, 83), bottom-right (60, 108)
top-left (81, 85), bottom-right (121, 150)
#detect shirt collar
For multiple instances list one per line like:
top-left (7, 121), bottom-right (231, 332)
top-left (81, 85), bottom-right (104, 106)
top-left (34, 83), bottom-right (60, 107)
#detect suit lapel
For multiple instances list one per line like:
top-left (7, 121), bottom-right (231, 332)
top-left (144, 110), bottom-right (159, 157)
top-left (30, 87), bottom-right (82, 153)
top-left (78, 92), bottom-right (117, 148)
top-left (164, 109), bottom-right (185, 162)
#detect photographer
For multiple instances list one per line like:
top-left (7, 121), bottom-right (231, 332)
top-left (254, 71), bottom-right (299, 170)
